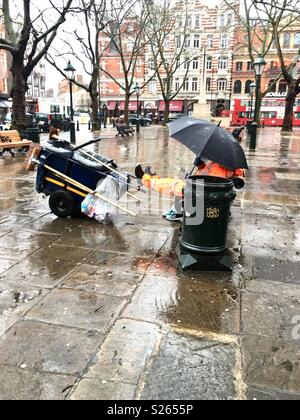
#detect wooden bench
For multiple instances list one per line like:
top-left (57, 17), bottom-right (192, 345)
top-left (116, 124), bottom-right (135, 137)
top-left (0, 130), bottom-right (32, 157)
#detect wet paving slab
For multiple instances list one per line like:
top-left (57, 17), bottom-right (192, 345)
top-left (123, 274), bottom-right (240, 335)
top-left (0, 245), bottom-right (93, 289)
top-left (0, 128), bottom-right (300, 399)
top-left (0, 366), bottom-right (76, 401)
top-left (84, 319), bottom-right (160, 386)
top-left (100, 224), bottom-right (173, 256)
top-left (242, 334), bottom-right (300, 396)
top-left (140, 332), bottom-right (237, 401)
top-left (26, 288), bottom-right (127, 333)
top-left (0, 284), bottom-right (46, 337)
top-left (86, 250), bottom-right (154, 275)
top-left (61, 264), bottom-right (144, 297)
top-left (0, 229), bottom-right (57, 262)
top-left (70, 379), bottom-right (136, 400)
top-left (0, 320), bottom-right (104, 376)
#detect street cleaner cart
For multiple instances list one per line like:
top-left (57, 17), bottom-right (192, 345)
top-left (27, 138), bottom-right (138, 219)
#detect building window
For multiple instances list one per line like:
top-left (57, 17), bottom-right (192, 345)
top-left (148, 80), bottom-right (157, 93)
top-left (236, 62), bottom-right (243, 71)
top-left (195, 15), bottom-right (200, 27)
top-left (278, 79), bottom-right (287, 93)
top-left (192, 77), bottom-right (198, 91)
top-left (183, 78), bottom-right (189, 91)
top-left (247, 61), bottom-right (254, 71)
top-left (234, 80), bottom-right (242, 94)
top-left (183, 60), bottom-right (190, 70)
top-left (109, 41), bottom-right (118, 53)
top-left (206, 56), bottom-right (212, 70)
top-left (217, 79), bottom-right (227, 91)
top-left (268, 79), bottom-right (276, 92)
top-left (194, 35), bottom-right (200, 48)
top-left (245, 80), bottom-right (254, 93)
top-left (220, 14), bottom-right (225, 27)
top-left (148, 59), bottom-right (155, 70)
top-left (187, 15), bottom-right (192, 27)
top-left (192, 58), bottom-right (199, 70)
top-left (164, 37), bottom-right (170, 50)
top-left (50, 105), bottom-right (60, 113)
top-left (178, 18), bottom-right (183, 27)
top-left (175, 78), bottom-right (180, 91)
top-left (283, 32), bottom-right (291, 48)
top-left (185, 36), bottom-right (191, 48)
top-left (206, 77), bottom-right (211, 92)
top-left (176, 36), bottom-right (181, 49)
top-left (127, 40), bottom-right (134, 52)
top-left (218, 56), bottom-right (228, 70)
top-left (207, 35), bottom-right (213, 48)
top-left (294, 32), bottom-right (300, 47)
top-left (220, 35), bottom-right (228, 49)
top-left (227, 14), bottom-right (232, 26)
top-left (270, 61), bottom-right (277, 70)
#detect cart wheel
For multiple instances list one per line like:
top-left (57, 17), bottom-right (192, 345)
top-left (49, 190), bottom-right (75, 218)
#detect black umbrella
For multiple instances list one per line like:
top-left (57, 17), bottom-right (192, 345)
top-left (168, 117), bottom-right (248, 170)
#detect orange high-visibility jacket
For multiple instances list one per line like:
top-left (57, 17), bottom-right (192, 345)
top-left (142, 161), bottom-right (245, 198)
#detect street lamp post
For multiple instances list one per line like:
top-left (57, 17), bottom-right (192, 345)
top-left (253, 56), bottom-right (266, 124)
top-left (134, 82), bottom-right (141, 134)
top-left (251, 56), bottom-right (266, 149)
top-left (249, 82), bottom-right (256, 121)
top-left (64, 60), bottom-right (76, 145)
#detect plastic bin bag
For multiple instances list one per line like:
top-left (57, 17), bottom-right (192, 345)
top-left (81, 173), bottom-right (129, 224)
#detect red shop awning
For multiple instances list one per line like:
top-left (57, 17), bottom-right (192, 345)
top-left (107, 101), bottom-right (117, 111)
top-left (159, 100), bottom-right (183, 112)
top-left (119, 101), bottom-right (140, 111)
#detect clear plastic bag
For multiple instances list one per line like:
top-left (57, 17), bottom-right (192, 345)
top-left (81, 174), bottom-right (129, 224)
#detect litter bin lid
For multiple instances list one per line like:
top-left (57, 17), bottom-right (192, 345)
top-left (188, 175), bottom-right (234, 188)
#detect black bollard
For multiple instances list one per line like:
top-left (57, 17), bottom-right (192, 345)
top-left (88, 121), bottom-right (91, 131)
top-left (249, 122), bottom-right (257, 150)
top-left (77, 121), bottom-right (80, 131)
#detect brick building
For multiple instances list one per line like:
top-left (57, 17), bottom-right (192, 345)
top-left (232, 24), bottom-right (300, 105)
top-left (99, 0), bottom-right (237, 117)
top-left (99, 20), bottom-right (145, 116)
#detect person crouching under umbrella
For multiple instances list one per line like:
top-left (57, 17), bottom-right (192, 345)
top-left (135, 158), bottom-right (245, 222)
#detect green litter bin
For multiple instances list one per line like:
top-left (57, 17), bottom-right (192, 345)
top-left (181, 175), bottom-right (236, 254)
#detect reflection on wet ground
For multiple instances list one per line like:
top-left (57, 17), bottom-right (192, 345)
top-left (0, 127), bottom-right (299, 400)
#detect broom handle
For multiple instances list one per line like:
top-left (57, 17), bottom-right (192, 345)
top-left (79, 149), bottom-right (128, 181)
top-left (44, 164), bottom-right (137, 217)
top-left (78, 150), bottom-right (142, 201)
top-left (78, 149), bottom-right (143, 201)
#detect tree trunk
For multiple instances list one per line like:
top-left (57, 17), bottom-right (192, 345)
top-left (163, 100), bottom-right (170, 126)
top-left (10, 54), bottom-right (28, 132)
top-left (91, 94), bottom-right (100, 131)
top-left (90, 70), bottom-right (100, 131)
top-left (124, 91), bottom-right (130, 125)
top-left (282, 84), bottom-right (297, 132)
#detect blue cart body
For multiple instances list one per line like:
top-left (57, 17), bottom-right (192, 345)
top-left (35, 141), bottom-right (117, 216)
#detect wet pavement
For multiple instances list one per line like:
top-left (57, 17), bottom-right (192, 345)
top-left (0, 126), bottom-right (300, 400)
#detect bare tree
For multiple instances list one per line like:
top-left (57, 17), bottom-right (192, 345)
top-left (225, 0), bottom-right (283, 124)
top-left (0, 0), bottom-right (74, 131)
top-left (98, 0), bottom-right (156, 124)
top-left (254, 0), bottom-right (300, 131)
top-left (47, 0), bottom-right (107, 131)
top-left (144, 0), bottom-right (196, 125)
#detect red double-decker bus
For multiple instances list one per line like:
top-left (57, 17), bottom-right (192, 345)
top-left (231, 97), bottom-right (300, 127)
